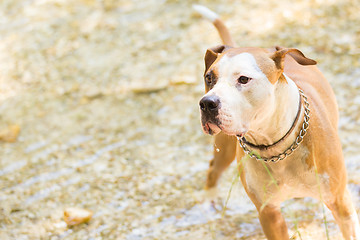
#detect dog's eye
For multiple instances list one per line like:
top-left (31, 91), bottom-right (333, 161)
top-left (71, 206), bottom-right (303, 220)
top-left (205, 74), bottom-right (212, 85)
top-left (238, 76), bottom-right (251, 84)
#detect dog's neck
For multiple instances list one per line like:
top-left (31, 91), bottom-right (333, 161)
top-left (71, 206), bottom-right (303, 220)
top-left (245, 74), bottom-right (301, 147)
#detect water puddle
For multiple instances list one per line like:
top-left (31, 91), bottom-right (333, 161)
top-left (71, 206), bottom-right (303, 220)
top-left (0, 135), bottom-right (93, 178)
top-left (25, 176), bottom-right (81, 205)
top-left (3, 140), bottom-right (125, 206)
top-left (0, 160), bottom-right (27, 177)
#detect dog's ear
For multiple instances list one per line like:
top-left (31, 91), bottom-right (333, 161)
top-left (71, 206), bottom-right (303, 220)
top-left (271, 46), bottom-right (317, 70)
top-left (204, 45), bottom-right (232, 75)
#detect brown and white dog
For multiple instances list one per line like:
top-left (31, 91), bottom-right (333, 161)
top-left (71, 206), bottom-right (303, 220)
top-left (194, 5), bottom-right (360, 240)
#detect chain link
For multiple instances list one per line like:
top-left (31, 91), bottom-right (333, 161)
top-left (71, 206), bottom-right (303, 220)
top-left (237, 89), bottom-right (310, 163)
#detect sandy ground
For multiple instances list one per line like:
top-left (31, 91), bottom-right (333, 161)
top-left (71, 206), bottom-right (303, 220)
top-left (0, 0), bottom-right (360, 239)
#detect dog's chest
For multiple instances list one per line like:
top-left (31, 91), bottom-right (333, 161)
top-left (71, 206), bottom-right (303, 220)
top-left (242, 146), bottom-right (331, 205)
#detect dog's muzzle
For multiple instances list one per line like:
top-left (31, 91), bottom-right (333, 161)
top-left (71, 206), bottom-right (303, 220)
top-left (199, 95), bottom-right (222, 135)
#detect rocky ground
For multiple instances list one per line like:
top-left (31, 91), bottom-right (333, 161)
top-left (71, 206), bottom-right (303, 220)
top-left (0, 0), bottom-right (360, 239)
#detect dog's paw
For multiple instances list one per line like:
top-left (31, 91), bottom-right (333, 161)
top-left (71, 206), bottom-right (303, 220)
top-left (192, 187), bottom-right (219, 204)
top-left (204, 186), bottom-right (220, 201)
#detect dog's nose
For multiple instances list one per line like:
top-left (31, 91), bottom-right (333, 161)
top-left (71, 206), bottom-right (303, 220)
top-left (199, 95), bottom-right (220, 112)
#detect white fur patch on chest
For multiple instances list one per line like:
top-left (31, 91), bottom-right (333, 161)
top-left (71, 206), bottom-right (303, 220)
top-left (243, 147), bottom-right (332, 205)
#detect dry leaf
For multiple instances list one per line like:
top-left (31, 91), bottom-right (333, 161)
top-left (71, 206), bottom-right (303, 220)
top-left (130, 84), bottom-right (167, 94)
top-left (170, 75), bottom-right (197, 85)
top-left (0, 125), bottom-right (20, 143)
top-left (64, 207), bottom-right (93, 227)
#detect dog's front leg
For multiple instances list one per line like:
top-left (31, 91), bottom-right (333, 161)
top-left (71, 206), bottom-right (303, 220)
top-left (325, 188), bottom-right (360, 240)
top-left (258, 205), bottom-right (289, 240)
top-left (241, 170), bottom-right (289, 239)
top-left (205, 132), bottom-right (237, 189)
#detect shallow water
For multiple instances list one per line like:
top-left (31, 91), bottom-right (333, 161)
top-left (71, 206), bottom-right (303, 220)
top-left (1, 0), bottom-right (360, 239)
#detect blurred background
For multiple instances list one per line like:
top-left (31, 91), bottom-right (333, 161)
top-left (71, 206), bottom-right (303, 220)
top-left (0, 0), bottom-right (359, 239)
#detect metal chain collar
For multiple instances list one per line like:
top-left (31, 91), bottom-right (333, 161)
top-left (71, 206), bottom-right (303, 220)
top-left (237, 89), bottom-right (310, 163)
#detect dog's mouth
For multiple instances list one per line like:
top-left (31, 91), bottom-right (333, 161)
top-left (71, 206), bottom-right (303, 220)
top-left (200, 110), bottom-right (248, 137)
top-left (201, 115), bottom-right (248, 137)
top-left (202, 121), bottom-right (222, 135)
top-left (202, 121), bottom-right (248, 137)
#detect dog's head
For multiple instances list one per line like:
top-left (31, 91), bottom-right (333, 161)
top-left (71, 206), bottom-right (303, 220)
top-left (199, 45), bottom-right (316, 136)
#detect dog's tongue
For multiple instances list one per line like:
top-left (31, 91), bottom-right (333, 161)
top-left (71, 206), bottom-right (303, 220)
top-left (204, 123), bottom-right (210, 132)
top-left (206, 122), bottom-right (221, 135)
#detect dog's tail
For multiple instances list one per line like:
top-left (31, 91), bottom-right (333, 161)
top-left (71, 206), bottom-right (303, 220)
top-left (193, 4), bottom-right (235, 46)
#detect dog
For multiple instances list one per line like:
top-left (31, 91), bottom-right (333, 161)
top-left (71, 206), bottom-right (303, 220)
top-left (194, 5), bottom-right (360, 240)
